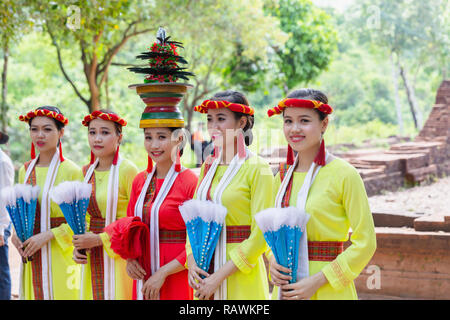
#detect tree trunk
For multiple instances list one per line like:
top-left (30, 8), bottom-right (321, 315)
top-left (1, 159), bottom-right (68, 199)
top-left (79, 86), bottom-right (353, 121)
top-left (186, 106), bottom-right (194, 134)
top-left (86, 61), bottom-right (100, 113)
top-left (390, 53), bottom-right (403, 135)
top-left (183, 95), bottom-right (193, 133)
top-left (399, 62), bottom-right (422, 130)
top-left (88, 87), bottom-right (100, 112)
top-left (105, 70), bottom-right (110, 109)
top-left (1, 41), bottom-right (9, 133)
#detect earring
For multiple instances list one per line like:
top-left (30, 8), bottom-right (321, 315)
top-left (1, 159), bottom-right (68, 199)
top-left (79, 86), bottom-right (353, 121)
top-left (59, 139), bottom-right (65, 162)
top-left (89, 150), bottom-right (96, 165)
top-left (175, 147), bottom-right (181, 172)
top-left (237, 130), bottom-right (246, 159)
top-left (212, 146), bottom-right (220, 158)
top-left (287, 144), bottom-right (294, 165)
top-left (146, 155), bottom-right (153, 173)
top-left (112, 145), bottom-right (120, 165)
top-left (314, 138), bottom-right (326, 166)
top-left (30, 141), bottom-right (36, 160)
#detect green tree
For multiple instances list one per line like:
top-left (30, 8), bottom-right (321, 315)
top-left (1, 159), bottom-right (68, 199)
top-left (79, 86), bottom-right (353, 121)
top-left (0, 0), bottom-right (31, 133)
top-left (264, 0), bottom-right (338, 94)
top-left (349, 0), bottom-right (449, 129)
top-left (32, 0), bottom-right (169, 112)
top-left (164, 0), bottom-right (285, 131)
top-left (221, 42), bottom-right (267, 94)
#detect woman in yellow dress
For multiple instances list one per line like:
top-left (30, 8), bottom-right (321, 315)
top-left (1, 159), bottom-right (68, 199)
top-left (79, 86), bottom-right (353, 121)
top-left (72, 110), bottom-right (138, 300)
top-left (267, 89), bottom-right (377, 300)
top-left (12, 106), bottom-right (83, 300)
top-left (186, 91), bottom-right (274, 300)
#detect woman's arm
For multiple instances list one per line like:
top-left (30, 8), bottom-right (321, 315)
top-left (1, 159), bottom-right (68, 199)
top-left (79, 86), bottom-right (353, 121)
top-left (280, 271), bottom-right (328, 300)
top-left (142, 258), bottom-right (186, 300)
top-left (186, 253), bottom-right (210, 291)
top-left (72, 232), bottom-right (102, 250)
top-left (22, 230), bottom-right (54, 257)
top-left (321, 166), bottom-right (377, 291)
top-left (194, 260), bottom-right (238, 300)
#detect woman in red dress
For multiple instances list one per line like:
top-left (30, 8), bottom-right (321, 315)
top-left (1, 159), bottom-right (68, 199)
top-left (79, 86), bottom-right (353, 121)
top-left (124, 108), bottom-right (198, 300)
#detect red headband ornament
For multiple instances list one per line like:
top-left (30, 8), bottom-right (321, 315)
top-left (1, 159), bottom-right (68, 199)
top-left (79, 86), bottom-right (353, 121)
top-left (82, 110), bottom-right (128, 127)
top-left (267, 99), bottom-right (333, 117)
top-left (194, 100), bottom-right (254, 116)
top-left (19, 109), bottom-right (69, 125)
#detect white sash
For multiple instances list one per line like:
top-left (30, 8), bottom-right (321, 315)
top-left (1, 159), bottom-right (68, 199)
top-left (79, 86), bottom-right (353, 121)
top-left (196, 148), bottom-right (252, 300)
top-left (274, 152), bottom-right (330, 299)
top-left (83, 156), bottom-right (123, 300)
top-left (133, 163), bottom-right (179, 300)
top-left (22, 150), bottom-right (62, 300)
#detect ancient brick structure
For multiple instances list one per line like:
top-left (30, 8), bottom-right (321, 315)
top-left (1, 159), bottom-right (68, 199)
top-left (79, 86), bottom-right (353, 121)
top-left (351, 227), bottom-right (450, 299)
top-left (346, 80), bottom-right (450, 196)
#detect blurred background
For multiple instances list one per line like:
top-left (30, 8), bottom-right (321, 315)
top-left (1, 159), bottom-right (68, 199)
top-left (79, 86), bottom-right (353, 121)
top-left (0, 0), bottom-right (448, 173)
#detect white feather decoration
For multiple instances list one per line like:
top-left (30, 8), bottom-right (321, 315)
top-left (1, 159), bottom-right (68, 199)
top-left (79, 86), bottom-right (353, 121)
top-left (1, 184), bottom-right (40, 206)
top-left (255, 206), bottom-right (310, 233)
top-left (50, 181), bottom-right (92, 204)
top-left (179, 199), bottom-right (227, 224)
top-left (1, 186), bottom-right (16, 207)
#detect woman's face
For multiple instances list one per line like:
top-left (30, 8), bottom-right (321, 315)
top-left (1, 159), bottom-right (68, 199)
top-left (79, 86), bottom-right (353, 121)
top-left (88, 118), bottom-right (122, 159)
top-left (206, 108), bottom-right (246, 148)
top-left (29, 116), bottom-right (64, 154)
top-left (283, 107), bottom-right (328, 154)
top-left (144, 127), bottom-right (182, 165)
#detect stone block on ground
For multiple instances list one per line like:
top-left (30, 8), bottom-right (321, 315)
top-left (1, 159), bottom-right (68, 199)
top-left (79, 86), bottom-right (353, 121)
top-left (414, 214), bottom-right (450, 232)
top-left (353, 227), bottom-right (450, 300)
top-left (372, 211), bottom-right (421, 228)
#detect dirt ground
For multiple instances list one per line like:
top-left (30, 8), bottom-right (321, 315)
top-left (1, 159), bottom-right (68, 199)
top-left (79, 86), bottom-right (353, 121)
top-left (6, 176), bottom-right (449, 299)
top-left (368, 176), bottom-right (450, 216)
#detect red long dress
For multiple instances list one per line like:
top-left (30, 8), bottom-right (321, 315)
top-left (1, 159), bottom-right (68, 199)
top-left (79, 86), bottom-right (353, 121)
top-left (127, 168), bottom-right (198, 300)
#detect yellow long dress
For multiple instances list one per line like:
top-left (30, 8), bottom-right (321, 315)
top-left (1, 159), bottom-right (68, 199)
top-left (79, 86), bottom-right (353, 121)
top-left (79, 158), bottom-right (138, 300)
top-left (19, 158), bottom-right (83, 300)
top-left (271, 157), bottom-right (377, 300)
top-left (186, 155), bottom-right (274, 300)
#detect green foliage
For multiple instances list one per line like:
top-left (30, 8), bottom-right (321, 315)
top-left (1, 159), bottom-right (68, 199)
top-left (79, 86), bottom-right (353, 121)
top-left (37, 0), bottom-right (152, 51)
top-left (264, 0), bottom-right (338, 93)
top-left (165, 0), bottom-right (285, 129)
top-left (0, 0), bottom-right (31, 45)
top-left (348, 0), bottom-right (449, 79)
top-left (221, 43), bottom-right (267, 93)
top-left (325, 119), bottom-right (400, 147)
top-left (0, 0), bottom-right (445, 173)
top-left (315, 45), bottom-right (398, 126)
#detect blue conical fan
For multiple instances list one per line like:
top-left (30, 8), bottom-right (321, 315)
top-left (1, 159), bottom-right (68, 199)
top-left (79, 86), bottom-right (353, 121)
top-left (255, 207), bottom-right (309, 284)
top-left (179, 199), bottom-right (227, 275)
top-left (50, 181), bottom-right (92, 236)
top-left (2, 184), bottom-right (40, 263)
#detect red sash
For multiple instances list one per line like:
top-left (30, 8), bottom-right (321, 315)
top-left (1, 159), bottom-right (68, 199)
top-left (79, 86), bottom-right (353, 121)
top-left (24, 161), bottom-right (44, 300)
top-left (82, 165), bottom-right (107, 300)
